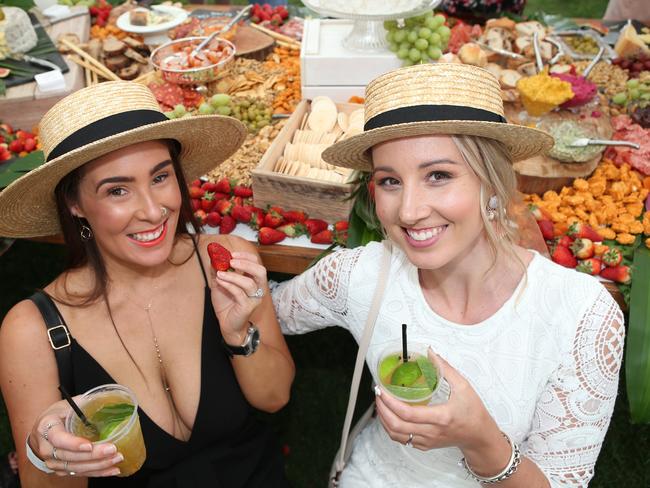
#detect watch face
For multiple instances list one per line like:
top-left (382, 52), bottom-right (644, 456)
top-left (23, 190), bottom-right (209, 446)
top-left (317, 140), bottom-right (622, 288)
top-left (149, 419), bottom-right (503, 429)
top-left (250, 328), bottom-right (261, 352)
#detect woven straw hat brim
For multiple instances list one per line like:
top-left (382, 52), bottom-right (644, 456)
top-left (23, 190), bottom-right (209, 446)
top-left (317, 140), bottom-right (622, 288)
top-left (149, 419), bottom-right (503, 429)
top-left (0, 115), bottom-right (246, 238)
top-left (322, 120), bottom-right (554, 171)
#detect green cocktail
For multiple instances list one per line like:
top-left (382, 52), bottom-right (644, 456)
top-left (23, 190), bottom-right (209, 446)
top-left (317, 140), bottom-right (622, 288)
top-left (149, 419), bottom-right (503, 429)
top-left (377, 344), bottom-right (439, 405)
top-left (65, 384), bottom-right (146, 477)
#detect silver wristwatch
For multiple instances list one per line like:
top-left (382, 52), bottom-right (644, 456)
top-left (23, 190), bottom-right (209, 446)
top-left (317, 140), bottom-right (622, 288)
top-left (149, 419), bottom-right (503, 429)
top-left (222, 323), bottom-right (260, 357)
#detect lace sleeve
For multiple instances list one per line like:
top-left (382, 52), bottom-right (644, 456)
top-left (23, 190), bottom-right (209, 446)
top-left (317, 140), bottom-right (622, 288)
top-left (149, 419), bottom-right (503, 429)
top-left (522, 288), bottom-right (625, 487)
top-left (271, 247), bottom-right (365, 335)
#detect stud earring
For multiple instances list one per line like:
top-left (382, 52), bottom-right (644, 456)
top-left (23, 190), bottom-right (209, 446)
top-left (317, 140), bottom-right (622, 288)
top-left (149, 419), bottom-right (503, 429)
top-left (486, 195), bottom-right (498, 221)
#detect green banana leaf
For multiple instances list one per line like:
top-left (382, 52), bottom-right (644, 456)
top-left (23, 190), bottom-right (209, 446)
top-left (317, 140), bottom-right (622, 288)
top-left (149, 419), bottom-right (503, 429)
top-left (626, 246), bottom-right (650, 423)
top-left (0, 150), bottom-right (44, 189)
top-left (346, 173), bottom-right (382, 249)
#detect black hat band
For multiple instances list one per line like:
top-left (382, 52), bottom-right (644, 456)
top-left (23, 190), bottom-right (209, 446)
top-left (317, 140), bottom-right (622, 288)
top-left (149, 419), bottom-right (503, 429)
top-left (364, 104), bottom-right (507, 131)
top-left (47, 110), bottom-right (169, 162)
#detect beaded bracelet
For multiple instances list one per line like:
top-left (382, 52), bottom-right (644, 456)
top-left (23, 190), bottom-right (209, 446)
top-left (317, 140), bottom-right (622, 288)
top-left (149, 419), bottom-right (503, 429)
top-left (461, 432), bottom-right (521, 484)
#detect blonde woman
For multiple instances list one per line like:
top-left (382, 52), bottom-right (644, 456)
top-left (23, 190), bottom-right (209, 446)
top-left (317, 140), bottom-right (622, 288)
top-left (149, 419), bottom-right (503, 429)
top-left (272, 63), bottom-right (624, 487)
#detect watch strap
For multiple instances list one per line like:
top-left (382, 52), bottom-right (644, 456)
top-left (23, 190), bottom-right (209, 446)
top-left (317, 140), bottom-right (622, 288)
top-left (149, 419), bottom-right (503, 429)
top-left (222, 323), bottom-right (258, 357)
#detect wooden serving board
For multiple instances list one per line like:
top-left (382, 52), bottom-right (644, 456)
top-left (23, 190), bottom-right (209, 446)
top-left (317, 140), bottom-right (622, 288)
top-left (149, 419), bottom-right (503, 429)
top-left (232, 24), bottom-right (275, 60)
top-left (505, 103), bottom-right (613, 195)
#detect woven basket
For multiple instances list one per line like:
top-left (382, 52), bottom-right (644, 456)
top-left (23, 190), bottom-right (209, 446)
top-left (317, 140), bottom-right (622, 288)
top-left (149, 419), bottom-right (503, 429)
top-left (252, 99), bottom-right (360, 222)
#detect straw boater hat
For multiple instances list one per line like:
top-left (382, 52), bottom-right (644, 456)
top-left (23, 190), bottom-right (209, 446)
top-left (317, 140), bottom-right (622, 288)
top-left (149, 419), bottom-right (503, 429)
top-left (322, 63), bottom-right (554, 170)
top-left (0, 81), bottom-right (246, 238)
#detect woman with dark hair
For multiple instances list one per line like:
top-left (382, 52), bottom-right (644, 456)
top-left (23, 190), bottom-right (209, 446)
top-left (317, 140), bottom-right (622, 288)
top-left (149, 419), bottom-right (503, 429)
top-left (0, 81), bottom-right (294, 488)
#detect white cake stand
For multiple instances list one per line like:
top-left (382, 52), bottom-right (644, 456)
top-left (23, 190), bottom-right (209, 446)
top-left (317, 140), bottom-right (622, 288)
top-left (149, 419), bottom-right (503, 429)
top-left (302, 0), bottom-right (441, 53)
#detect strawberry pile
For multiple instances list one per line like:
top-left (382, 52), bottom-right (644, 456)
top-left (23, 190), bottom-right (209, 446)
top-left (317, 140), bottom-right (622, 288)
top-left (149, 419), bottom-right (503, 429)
top-left (189, 179), bottom-right (348, 247)
top-left (0, 123), bottom-right (39, 163)
top-left (89, 0), bottom-right (112, 27)
top-left (530, 204), bottom-right (632, 284)
top-left (250, 3), bottom-right (289, 26)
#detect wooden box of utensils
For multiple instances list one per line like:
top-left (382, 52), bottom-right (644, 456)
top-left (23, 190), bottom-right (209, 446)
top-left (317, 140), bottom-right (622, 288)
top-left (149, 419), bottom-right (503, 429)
top-left (252, 98), bottom-right (363, 222)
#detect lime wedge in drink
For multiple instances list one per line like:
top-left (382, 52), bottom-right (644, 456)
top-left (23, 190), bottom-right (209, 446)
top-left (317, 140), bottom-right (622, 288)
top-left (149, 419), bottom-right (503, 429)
top-left (390, 361), bottom-right (422, 387)
top-left (379, 354), bottom-right (402, 380)
top-left (90, 403), bottom-right (135, 441)
top-left (384, 384), bottom-right (432, 401)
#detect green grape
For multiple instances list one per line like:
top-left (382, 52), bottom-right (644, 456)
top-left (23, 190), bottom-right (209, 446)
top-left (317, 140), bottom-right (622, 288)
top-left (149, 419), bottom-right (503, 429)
top-left (641, 92), bottom-right (650, 101)
top-left (216, 105), bottom-right (232, 116)
top-left (430, 32), bottom-right (441, 45)
top-left (399, 42), bottom-right (411, 51)
top-left (210, 93), bottom-right (230, 107)
top-left (415, 38), bottom-right (428, 51)
top-left (198, 102), bottom-right (214, 115)
top-left (424, 10), bottom-right (434, 18)
top-left (418, 27), bottom-right (432, 39)
top-left (384, 20), bottom-right (398, 30)
top-left (164, 111), bottom-right (175, 119)
top-left (407, 31), bottom-right (418, 44)
top-left (626, 78), bottom-right (640, 89)
top-left (409, 48), bottom-right (422, 62)
top-left (427, 46), bottom-right (442, 60)
top-left (173, 104), bottom-right (187, 117)
top-left (389, 42), bottom-right (399, 52)
top-left (629, 88), bottom-right (641, 100)
top-left (393, 29), bottom-right (407, 43)
top-left (612, 92), bottom-right (627, 105)
top-left (386, 31), bottom-right (394, 43)
top-left (424, 16), bottom-right (437, 30)
top-left (397, 48), bottom-right (409, 60)
top-left (433, 14), bottom-right (446, 28)
top-left (438, 25), bottom-right (451, 40)
top-left (404, 18), bottom-right (416, 28)
top-left (402, 59), bottom-right (415, 67)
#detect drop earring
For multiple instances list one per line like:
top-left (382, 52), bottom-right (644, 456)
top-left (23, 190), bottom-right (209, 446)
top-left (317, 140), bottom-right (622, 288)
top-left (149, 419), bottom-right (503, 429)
top-left (486, 195), bottom-right (498, 221)
top-left (77, 218), bottom-right (93, 241)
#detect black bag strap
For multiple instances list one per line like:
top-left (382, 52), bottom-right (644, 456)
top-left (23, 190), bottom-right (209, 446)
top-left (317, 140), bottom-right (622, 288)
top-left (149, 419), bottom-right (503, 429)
top-left (29, 291), bottom-right (74, 393)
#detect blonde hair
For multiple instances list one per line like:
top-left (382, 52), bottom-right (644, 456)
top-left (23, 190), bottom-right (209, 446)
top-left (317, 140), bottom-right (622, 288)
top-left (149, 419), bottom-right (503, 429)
top-left (450, 135), bottom-right (525, 275)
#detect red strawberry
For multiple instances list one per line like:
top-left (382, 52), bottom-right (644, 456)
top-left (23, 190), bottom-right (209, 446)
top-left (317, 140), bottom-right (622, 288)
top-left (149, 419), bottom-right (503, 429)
top-left (249, 208), bottom-right (265, 230)
top-left (23, 138), bottom-right (36, 152)
top-left (602, 248), bottom-right (623, 267)
top-left (215, 178), bottom-right (232, 195)
top-left (191, 179), bottom-right (202, 187)
top-left (212, 192), bottom-right (229, 201)
top-left (567, 222), bottom-right (601, 242)
top-left (305, 218), bottom-right (328, 236)
top-left (551, 244), bottom-right (577, 268)
top-left (336, 231), bottom-right (348, 245)
top-left (311, 229), bottom-right (334, 244)
top-left (0, 123), bottom-right (13, 134)
top-left (270, 13), bottom-right (282, 25)
top-left (206, 211), bottom-right (222, 227)
top-left (194, 209), bottom-right (207, 226)
top-left (189, 186), bottom-right (205, 199)
top-left (576, 258), bottom-right (602, 276)
top-left (8, 139), bottom-right (23, 153)
top-left (264, 207), bottom-right (284, 228)
top-left (207, 242), bottom-right (233, 272)
top-left (276, 5), bottom-right (289, 19)
top-left (259, 227), bottom-right (286, 245)
top-left (277, 222), bottom-right (307, 237)
top-left (231, 205), bottom-right (252, 223)
top-left (570, 238), bottom-right (594, 259)
top-left (219, 215), bottom-right (236, 234)
top-left (201, 193), bottom-right (216, 212)
top-left (334, 221), bottom-right (349, 232)
top-left (600, 265), bottom-right (631, 284)
top-left (233, 185), bottom-right (253, 198)
top-left (537, 220), bottom-right (554, 240)
top-left (202, 181), bottom-right (218, 192)
top-left (15, 130), bottom-right (34, 140)
top-left (528, 204), bottom-right (552, 221)
top-left (282, 210), bottom-right (308, 223)
top-left (555, 235), bottom-right (574, 248)
top-left (216, 199), bottom-right (234, 216)
top-left (190, 198), bottom-right (201, 211)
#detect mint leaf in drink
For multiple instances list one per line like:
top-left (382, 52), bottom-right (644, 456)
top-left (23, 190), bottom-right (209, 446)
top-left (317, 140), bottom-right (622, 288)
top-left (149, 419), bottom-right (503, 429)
top-left (416, 356), bottom-right (438, 391)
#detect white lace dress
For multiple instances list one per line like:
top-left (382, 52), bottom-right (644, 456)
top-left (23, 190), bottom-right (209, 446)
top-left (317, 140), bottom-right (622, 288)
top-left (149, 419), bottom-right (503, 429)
top-left (272, 242), bottom-right (625, 487)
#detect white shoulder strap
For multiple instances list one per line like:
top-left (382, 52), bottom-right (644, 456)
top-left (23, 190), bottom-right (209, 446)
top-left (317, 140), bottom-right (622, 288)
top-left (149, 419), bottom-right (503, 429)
top-left (334, 240), bottom-right (392, 472)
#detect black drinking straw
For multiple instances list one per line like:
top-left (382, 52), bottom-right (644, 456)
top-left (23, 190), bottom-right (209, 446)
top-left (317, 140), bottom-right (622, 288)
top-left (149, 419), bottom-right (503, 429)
top-left (58, 385), bottom-right (97, 433)
top-left (402, 323), bottom-right (408, 362)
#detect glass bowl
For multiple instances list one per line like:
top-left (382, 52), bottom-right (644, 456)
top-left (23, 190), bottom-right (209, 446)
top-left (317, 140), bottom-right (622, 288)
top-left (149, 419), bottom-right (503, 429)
top-left (150, 36), bottom-right (235, 86)
top-left (302, 0), bottom-right (441, 52)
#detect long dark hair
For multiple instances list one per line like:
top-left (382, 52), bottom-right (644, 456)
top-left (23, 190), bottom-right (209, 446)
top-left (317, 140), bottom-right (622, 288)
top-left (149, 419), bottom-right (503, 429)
top-left (53, 139), bottom-right (200, 306)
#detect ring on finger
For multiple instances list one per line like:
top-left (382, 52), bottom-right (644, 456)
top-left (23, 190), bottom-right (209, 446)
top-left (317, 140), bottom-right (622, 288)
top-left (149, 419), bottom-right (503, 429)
top-left (41, 421), bottom-right (62, 442)
top-left (52, 446), bottom-right (58, 461)
top-left (405, 433), bottom-right (414, 448)
top-left (248, 287), bottom-right (264, 299)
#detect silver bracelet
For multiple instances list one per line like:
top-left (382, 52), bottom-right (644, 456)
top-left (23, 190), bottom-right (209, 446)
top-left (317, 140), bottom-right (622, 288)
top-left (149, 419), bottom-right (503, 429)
top-left (461, 432), bottom-right (521, 484)
top-left (25, 434), bottom-right (54, 474)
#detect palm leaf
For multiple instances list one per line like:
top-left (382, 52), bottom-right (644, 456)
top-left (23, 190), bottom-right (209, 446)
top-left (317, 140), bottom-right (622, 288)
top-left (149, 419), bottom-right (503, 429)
top-left (0, 151), bottom-right (45, 189)
top-left (626, 246), bottom-right (650, 423)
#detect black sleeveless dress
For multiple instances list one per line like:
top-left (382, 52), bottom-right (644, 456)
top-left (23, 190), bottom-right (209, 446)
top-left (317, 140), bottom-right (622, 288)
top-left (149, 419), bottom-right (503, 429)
top-left (56, 249), bottom-right (289, 488)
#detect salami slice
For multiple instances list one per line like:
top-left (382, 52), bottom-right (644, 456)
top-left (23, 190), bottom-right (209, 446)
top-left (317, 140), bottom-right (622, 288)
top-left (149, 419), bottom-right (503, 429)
top-left (148, 82), bottom-right (184, 108)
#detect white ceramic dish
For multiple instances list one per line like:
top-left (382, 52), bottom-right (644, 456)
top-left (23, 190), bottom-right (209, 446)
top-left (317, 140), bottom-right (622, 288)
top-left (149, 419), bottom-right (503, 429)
top-left (116, 5), bottom-right (188, 35)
